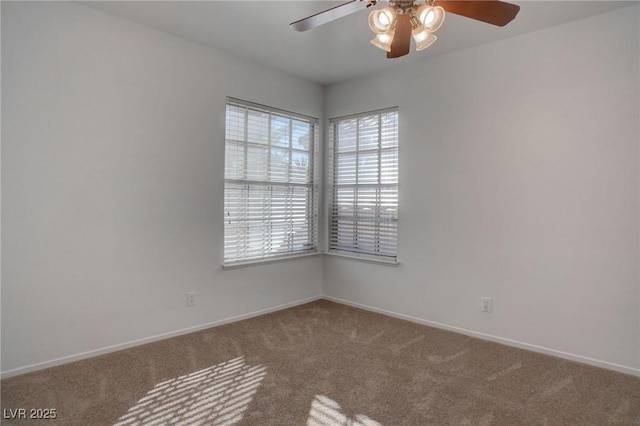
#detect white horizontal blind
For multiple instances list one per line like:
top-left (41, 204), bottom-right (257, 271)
top-left (224, 98), bottom-right (318, 264)
top-left (328, 108), bottom-right (398, 261)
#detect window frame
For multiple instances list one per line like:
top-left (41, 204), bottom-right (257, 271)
top-left (327, 107), bottom-right (399, 264)
top-left (223, 97), bottom-right (320, 267)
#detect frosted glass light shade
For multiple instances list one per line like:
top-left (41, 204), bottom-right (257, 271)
top-left (413, 30), bottom-right (437, 51)
top-left (368, 7), bottom-right (396, 34)
top-left (416, 5), bottom-right (445, 32)
top-left (370, 32), bottom-right (395, 52)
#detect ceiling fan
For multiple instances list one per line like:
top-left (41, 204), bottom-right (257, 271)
top-left (290, 0), bottom-right (520, 58)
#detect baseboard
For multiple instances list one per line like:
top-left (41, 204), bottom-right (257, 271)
top-left (4, 294), bottom-right (638, 379)
top-left (323, 295), bottom-right (640, 378)
top-left (1, 295), bottom-right (322, 379)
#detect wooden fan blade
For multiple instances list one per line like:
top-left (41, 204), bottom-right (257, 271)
top-left (437, 0), bottom-right (520, 27)
top-left (290, 0), bottom-right (373, 32)
top-left (387, 14), bottom-right (411, 58)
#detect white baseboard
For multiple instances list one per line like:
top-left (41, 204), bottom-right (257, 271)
top-left (4, 294), bottom-right (638, 379)
top-left (323, 295), bottom-right (640, 378)
top-left (1, 295), bottom-right (322, 379)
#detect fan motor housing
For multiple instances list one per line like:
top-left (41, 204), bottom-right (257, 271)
top-left (389, 0), bottom-right (421, 14)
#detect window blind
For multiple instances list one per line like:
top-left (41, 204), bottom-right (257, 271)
top-left (328, 107), bottom-right (398, 261)
top-left (224, 98), bottom-right (319, 265)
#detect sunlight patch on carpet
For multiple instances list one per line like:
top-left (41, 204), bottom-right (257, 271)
top-left (113, 357), bottom-right (266, 426)
top-left (307, 395), bottom-right (381, 426)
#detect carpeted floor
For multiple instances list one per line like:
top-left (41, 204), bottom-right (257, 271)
top-left (2, 299), bottom-right (640, 425)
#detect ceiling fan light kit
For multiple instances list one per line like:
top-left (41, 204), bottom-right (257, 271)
top-left (291, 0), bottom-right (520, 59)
top-left (367, 2), bottom-right (443, 53)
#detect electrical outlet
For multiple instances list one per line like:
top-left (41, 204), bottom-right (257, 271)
top-left (481, 297), bottom-right (492, 313)
top-left (187, 291), bottom-right (196, 307)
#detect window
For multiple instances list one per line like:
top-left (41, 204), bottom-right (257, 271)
top-left (224, 98), bottom-right (319, 265)
top-left (328, 107), bottom-right (399, 262)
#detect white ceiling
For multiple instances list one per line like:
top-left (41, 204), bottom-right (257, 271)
top-left (82, 1), bottom-right (637, 85)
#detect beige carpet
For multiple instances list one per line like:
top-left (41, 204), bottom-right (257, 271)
top-left (2, 299), bottom-right (639, 425)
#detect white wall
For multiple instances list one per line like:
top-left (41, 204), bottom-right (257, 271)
top-left (324, 5), bottom-right (640, 372)
top-left (1, 2), bottom-right (323, 375)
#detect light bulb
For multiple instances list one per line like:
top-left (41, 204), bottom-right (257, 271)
top-left (370, 31), bottom-right (395, 52)
top-left (368, 7), bottom-right (396, 35)
top-left (416, 5), bottom-right (445, 32)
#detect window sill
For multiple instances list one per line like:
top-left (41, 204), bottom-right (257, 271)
top-left (222, 251), bottom-right (321, 270)
top-left (323, 251), bottom-right (399, 266)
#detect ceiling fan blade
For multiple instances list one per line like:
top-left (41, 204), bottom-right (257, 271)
top-left (387, 14), bottom-right (411, 59)
top-left (290, 0), bottom-right (373, 32)
top-left (437, 0), bottom-right (520, 27)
